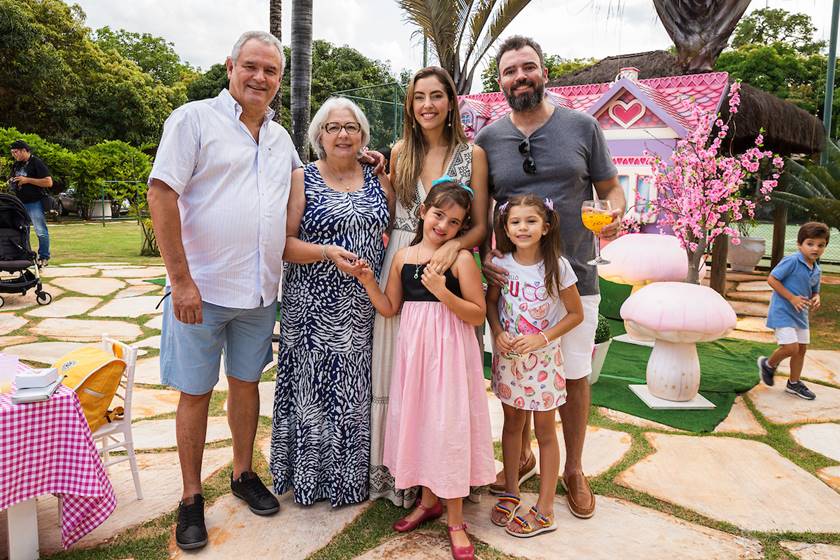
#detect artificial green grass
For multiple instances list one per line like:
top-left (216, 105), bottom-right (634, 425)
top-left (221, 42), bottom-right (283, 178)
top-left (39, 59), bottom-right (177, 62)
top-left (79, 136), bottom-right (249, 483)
top-left (592, 336), bottom-right (774, 433)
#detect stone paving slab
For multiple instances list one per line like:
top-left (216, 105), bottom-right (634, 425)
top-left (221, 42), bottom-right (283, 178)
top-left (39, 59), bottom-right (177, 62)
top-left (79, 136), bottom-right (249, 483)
top-left (0, 447), bottom-right (233, 554)
top-left (0, 335), bottom-right (37, 347)
top-left (727, 329), bottom-right (776, 344)
top-left (135, 335), bottom-right (161, 349)
top-left (60, 262), bottom-right (129, 267)
top-left (25, 296), bottom-right (101, 318)
top-left (128, 277), bottom-right (160, 285)
top-left (528, 426), bottom-right (631, 477)
top-left (775, 355), bottom-right (838, 386)
top-left (818, 467), bottom-right (840, 493)
top-left (3, 341), bottom-right (85, 364)
top-left (781, 541), bottom-right (840, 560)
top-left (134, 357), bottom-right (229, 390)
top-left (93, 265), bottom-right (146, 270)
top-left (617, 433), bottom-right (840, 532)
top-left (735, 316), bottom-right (773, 333)
top-left (726, 290), bottom-right (771, 303)
top-left (597, 407), bottom-right (683, 432)
top-left (145, 315), bottom-right (163, 330)
top-left (223, 382), bottom-right (274, 417)
top-left (462, 492), bottom-right (763, 559)
top-left (90, 296), bottom-right (163, 318)
top-left (40, 266), bottom-right (98, 277)
top-left (713, 396), bottom-right (766, 435)
top-left (169, 492), bottom-right (371, 559)
top-left (804, 350), bottom-right (840, 386)
top-left (0, 313), bottom-right (27, 335)
top-left (50, 276), bottom-right (126, 296)
top-left (790, 423), bottom-right (840, 462)
top-left (29, 318), bottom-right (142, 342)
top-left (748, 379), bottom-right (840, 424)
top-left (133, 417), bottom-right (232, 450)
top-left (131, 387), bottom-right (180, 419)
top-left (735, 281), bottom-right (771, 292)
top-left (101, 266), bottom-right (167, 278)
top-left (354, 531), bottom-right (451, 559)
top-left (0, 283), bottom-right (64, 311)
top-left (115, 283), bottom-right (162, 298)
top-left (729, 300), bottom-right (769, 317)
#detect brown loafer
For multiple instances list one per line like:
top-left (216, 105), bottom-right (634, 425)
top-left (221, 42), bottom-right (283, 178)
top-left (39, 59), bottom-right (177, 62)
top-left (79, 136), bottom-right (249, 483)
top-left (489, 452), bottom-right (538, 495)
top-left (562, 472), bottom-right (595, 519)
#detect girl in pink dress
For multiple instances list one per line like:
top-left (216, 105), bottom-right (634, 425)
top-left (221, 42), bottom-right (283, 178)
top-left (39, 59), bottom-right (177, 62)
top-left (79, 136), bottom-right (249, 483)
top-left (356, 179), bottom-right (495, 560)
top-left (487, 194), bottom-right (584, 538)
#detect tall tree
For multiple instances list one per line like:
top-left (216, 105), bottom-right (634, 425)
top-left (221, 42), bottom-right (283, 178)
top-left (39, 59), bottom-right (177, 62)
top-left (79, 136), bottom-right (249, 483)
top-left (653, 0), bottom-right (751, 72)
top-left (290, 0), bottom-right (313, 161)
top-left (93, 26), bottom-right (194, 86)
top-left (731, 7), bottom-right (826, 56)
top-left (398, 0), bottom-right (532, 94)
top-left (269, 0), bottom-right (284, 122)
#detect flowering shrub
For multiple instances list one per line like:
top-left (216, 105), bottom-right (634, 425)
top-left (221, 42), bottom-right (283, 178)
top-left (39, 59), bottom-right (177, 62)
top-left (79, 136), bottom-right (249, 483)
top-left (646, 82), bottom-right (783, 283)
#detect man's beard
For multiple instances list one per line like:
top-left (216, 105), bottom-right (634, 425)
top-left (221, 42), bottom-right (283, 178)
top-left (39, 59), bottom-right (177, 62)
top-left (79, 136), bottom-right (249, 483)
top-left (503, 79), bottom-right (545, 112)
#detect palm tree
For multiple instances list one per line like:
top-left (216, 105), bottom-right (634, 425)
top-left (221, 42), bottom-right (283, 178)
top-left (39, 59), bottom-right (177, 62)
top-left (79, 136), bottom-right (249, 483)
top-left (398, 0), bottom-right (533, 95)
top-left (653, 0), bottom-right (751, 72)
top-left (269, 0), bottom-right (283, 123)
top-left (290, 0), bottom-right (313, 162)
top-left (775, 140), bottom-right (840, 231)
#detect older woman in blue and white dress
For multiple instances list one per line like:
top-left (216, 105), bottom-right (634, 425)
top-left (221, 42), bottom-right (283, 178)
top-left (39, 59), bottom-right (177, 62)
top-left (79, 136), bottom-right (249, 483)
top-left (270, 97), bottom-right (394, 507)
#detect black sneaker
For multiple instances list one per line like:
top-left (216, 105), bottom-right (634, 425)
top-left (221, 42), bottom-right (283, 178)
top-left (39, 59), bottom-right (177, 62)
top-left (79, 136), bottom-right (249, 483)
top-left (757, 356), bottom-right (776, 386)
top-left (176, 494), bottom-right (208, 550)
top-left (785, 380), bottom-right (816, 400)
top-left (231, 471), bottom-right (280, 515)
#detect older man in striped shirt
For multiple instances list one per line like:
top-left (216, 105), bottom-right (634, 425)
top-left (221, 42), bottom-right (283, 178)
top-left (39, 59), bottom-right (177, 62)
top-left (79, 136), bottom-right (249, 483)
top-left (148, 30), bottom-right (298, 551)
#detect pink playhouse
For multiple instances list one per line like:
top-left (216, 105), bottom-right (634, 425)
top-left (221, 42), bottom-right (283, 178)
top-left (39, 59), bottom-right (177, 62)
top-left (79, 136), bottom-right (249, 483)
top-left (457, 68), bottom-right (731, 229)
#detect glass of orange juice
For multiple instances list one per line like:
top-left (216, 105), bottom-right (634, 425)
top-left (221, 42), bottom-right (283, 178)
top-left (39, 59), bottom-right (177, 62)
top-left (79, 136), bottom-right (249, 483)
top-left (581, 200), bottom-right (612, 265)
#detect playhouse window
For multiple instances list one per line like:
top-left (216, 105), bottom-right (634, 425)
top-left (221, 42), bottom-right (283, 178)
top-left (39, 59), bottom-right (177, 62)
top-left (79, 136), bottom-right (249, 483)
top-left (635, 175), bottom-right (652, 209)
top-left (618, 175), bottom-right (631, 204)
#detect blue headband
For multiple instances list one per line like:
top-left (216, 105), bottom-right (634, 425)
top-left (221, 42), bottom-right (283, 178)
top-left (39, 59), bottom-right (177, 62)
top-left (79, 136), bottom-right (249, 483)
top-left (431, 175), bottom-right (474, 198)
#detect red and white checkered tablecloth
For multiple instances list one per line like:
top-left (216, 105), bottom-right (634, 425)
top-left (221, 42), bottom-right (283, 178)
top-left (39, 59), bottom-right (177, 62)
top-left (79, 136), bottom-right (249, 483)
top-left (0, 379), bottom-right (117, 549)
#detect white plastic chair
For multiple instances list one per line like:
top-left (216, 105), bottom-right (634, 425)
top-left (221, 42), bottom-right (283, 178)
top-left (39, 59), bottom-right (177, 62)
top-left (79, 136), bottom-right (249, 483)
top-left (92, 335), bottom-right (143, 500)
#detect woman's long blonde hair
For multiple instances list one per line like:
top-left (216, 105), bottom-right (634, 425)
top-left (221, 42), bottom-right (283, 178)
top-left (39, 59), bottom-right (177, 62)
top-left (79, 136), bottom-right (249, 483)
top-left (393, 67), bottom-right (467, 209)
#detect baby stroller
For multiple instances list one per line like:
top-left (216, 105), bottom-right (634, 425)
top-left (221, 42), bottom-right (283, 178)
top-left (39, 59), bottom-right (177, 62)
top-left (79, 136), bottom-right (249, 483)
top-left (0, 193), bottom-right (51, 308)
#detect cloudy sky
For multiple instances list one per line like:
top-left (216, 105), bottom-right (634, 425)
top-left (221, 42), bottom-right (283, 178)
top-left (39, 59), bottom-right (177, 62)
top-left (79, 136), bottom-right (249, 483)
top-left (68, 0), bottom-right (832, 92)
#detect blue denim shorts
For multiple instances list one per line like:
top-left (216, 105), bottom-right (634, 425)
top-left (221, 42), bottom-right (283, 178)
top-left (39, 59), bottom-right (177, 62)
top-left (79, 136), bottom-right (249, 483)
top-left (160, 295), bottom-right (276, 395)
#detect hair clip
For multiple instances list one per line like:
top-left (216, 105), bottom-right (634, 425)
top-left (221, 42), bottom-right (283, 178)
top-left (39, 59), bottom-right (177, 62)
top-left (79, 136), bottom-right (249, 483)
top-left (498, 201), bottom-right (509, 214)
top-left (544, 198), bottom-right (554, 211)
top-left (431, 175), bottom-right (474, 198)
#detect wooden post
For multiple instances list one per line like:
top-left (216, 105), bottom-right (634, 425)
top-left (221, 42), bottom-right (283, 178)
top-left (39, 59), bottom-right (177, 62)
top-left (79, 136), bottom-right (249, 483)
top-left (771, 204), bottom-right (788, 268)
top-left (710, 234), bottom-right (729, 295)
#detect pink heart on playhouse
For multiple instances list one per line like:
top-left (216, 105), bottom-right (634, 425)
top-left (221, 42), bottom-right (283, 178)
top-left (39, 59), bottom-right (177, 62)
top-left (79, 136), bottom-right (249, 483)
top-left (608, 99), bottom-right (646, 129)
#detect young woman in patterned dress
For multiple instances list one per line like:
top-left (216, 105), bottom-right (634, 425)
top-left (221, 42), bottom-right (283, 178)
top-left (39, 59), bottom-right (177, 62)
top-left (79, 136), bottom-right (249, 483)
top-left (369, 66), bottom-right (489, 508)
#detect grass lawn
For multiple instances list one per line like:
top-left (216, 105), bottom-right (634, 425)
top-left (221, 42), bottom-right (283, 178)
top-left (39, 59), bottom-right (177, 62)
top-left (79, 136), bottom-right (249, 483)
top-left (32, 219), bottom-right (162, 266)
top-left (810, 283), bottom-right (840, 349)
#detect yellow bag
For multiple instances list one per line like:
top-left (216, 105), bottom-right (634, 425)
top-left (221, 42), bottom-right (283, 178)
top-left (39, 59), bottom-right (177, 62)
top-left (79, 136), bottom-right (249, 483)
top-left (55, 347), bottom-right (126, 432)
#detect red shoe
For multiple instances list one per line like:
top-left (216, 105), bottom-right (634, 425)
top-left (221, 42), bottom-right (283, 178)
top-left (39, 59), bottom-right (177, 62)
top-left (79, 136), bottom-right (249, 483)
top-left (392, 499), bottom-right (443, 533)
top-left (447, 523), bottom-right (475, 560)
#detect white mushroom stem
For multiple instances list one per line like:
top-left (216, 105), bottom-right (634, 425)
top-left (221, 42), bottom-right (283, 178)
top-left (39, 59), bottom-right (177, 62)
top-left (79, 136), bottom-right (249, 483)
top-left (646, 340), bottom-right (701, 401)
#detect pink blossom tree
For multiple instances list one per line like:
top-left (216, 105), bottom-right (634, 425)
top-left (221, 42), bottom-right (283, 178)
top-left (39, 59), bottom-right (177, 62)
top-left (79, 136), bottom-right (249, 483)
top-left (647, 81), bottom-right (784, 284)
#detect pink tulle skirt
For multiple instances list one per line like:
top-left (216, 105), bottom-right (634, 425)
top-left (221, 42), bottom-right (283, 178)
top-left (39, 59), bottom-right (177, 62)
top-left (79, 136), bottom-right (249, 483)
top-left (382, 301), bottom-right (496, 499)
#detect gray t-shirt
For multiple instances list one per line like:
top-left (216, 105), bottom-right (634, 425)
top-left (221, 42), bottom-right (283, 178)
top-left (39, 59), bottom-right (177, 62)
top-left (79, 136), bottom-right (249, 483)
top-left (475, 107), bottom-right (617, 296)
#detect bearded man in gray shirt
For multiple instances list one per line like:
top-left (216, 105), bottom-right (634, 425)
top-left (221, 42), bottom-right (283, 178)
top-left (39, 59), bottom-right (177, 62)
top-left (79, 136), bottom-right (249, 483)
top-left (476, 35), bottom-right (625, 521)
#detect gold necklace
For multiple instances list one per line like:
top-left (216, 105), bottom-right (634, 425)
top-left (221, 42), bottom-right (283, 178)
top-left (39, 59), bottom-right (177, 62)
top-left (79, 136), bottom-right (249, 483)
top-left (324, 162), bottom-right (355, 191)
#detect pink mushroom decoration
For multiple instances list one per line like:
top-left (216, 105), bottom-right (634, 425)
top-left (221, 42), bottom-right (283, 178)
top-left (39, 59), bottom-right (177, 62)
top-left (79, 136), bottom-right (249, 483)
top-left (599, 233), bottom-right (688, 288)
top-left (620, 282), bottom-right (736, 401)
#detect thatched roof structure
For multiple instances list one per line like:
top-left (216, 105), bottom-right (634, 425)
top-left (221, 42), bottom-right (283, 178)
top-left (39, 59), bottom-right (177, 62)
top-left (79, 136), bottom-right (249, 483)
top-left (549, 50), bottom-right (824, 156)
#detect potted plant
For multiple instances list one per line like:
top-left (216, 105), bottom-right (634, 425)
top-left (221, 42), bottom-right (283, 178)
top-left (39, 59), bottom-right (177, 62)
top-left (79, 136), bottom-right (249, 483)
top-left (727, 219), bottom-right (766, 272)
top-left (589, 314), bottom-right (612, 385)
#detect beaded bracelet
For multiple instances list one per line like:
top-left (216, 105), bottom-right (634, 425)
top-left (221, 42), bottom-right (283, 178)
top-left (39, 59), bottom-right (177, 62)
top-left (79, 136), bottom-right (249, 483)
top-left (539, 332), bottom-right (550, 346)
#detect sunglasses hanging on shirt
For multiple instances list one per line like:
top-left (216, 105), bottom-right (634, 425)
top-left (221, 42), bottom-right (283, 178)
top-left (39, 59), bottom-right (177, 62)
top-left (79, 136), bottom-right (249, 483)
top-left (519, 138), bottom-right (537, 175)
